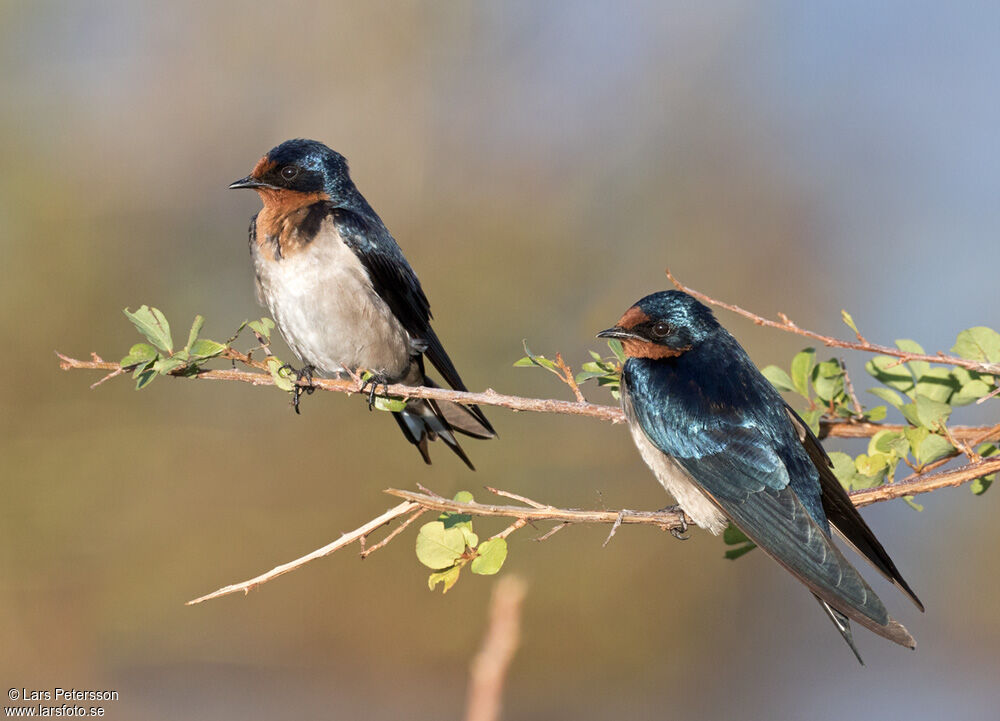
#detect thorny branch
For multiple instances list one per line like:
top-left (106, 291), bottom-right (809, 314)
top-left (665, 268), bottom-right (1000, 377)
top-left (56, 352), bottom-right (997, 442)
top-left (59, 275), bottom-right (999, 607)
top-left (185, 455), bottom-right (1000, 606)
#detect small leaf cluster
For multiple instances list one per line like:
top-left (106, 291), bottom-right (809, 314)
top-left (514, 340), bottom-right (625, 399)
top-left (414, 491), bottom-right (508, 593)
top-left (120, 306), bottom-right (226, 389)
top-left (763, 323), bottom-right (999, 501)
top-left (762, 348), bottom-right (886, 434)
top-left (722, 525), bottom-right (756, 560)
top-left (574, 341), bottom-right (625, 399)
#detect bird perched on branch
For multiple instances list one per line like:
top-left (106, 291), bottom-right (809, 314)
top-left (230, 139), bottom-right (495, 469)
top-left (598, 290), bottom-right (923, 662)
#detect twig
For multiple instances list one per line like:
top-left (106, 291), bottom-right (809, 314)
top-left (491, 518), bottom-right (529, 541)
top-left (360, 507), bottom-right (428, 559)
top-left (486, 486), bottom-right (547, 509)
top-left (840, 358), bottom-right (864, 419)
top-left (55, 352), bottom-right (998, 441)
top-left (602, 510), bottom-right (626, 547)
top-left (533, 523), bottom-right (568, 542)
top-left (188, 453), bottom-right (1000, 606)
top-left (555, 353), bottom-right (586, 403)
top-left (464, 575), bottom-right (527, 721)
top-left (185, 501), bottom-right (419, 605)
top-left (665, 268), bottom-right (1000, 377)
top-left (851, 457), bottom-right (1000, 507)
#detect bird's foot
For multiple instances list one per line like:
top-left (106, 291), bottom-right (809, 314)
top-left (279, 363), bottom-right (316, 414)
top-left (358, 371), bottom-right (390, 411)
top-left (656, 504), bottom-right (689, 540)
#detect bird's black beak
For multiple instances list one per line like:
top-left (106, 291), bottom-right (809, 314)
top-left (228, 175), bottom-right (265, 190)
top-left (597, 327), bottom-right (644, 342)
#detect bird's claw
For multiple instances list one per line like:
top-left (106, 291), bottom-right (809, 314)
top-left (280, 363), bottom-right (316, 414)
top-left (656, 504), bottom-right (689, 540)
top-left (358, 372), bottom-right (389, 411)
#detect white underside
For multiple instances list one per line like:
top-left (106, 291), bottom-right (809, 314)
top-left (623, 390), bottom-right (729, 534)
top-left (253, 217), bottom-right (411, 379)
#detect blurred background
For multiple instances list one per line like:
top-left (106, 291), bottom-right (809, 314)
top-left (3, 2), bottom-right (999, 719)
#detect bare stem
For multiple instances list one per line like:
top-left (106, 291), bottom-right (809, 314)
top-left (665, 268), bottom-right (1000, 376)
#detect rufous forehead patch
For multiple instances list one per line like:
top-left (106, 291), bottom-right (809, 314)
top-left (251, 155), bottom-right (276, 179)
top-left (617, 305), bottom-right (649, 329)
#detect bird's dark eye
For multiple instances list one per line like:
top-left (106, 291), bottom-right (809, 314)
top-left (651, 321), bottom-right (671, 338)
top-left (280, 165), bottom-right (299, 180)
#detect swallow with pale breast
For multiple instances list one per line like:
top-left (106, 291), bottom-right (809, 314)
top-left (230, 139), bottom-right (495, 469)
top-left (598, 290), bottom-right (923, 662)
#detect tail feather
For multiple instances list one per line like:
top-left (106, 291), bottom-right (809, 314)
top-left (816, 596), bottom-right (864, 665)
top-left (391, 395), bottom-right (481, 470)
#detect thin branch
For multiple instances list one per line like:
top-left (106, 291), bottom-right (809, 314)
top-left (840, 358), bottom-right (864, 419)
top-left (186, 454), bottom-right (999, 606)
top-left (360, 507), bottom-right (429, 559)
top-left (555, 353), bottom-right (586, 403)
top-left (851, 457), bottom-right (1000, 507)
top-left (464, 575), bottom-right (527, 721)
top-left (55, 352), bottom-right (997, 441)
top-left (665, 268), bottom-right (1000, 377)
top-left (185, 501), bottom-right (419, 605)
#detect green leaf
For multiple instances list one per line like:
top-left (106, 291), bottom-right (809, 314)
top-left (854, 452), bottom-right (888, 479)
top-left (914, 394), bottom-right (952, 428)
top-left (724, 544), bottom-right (757, 560)
top-left (415, 521), bottom-right (467, 570)
top-left (513, 357), bottom-right (535, 367)
top-left (722, 524), bottom-right (756, 559)
top-left (914, 367), bottom-right (959, 404)
top-left (134, 369), bottom-right (157, 390)
top-left (761, 365), bottom-right (795, 392)
top-left (868, 386), bottom-right (905, 410)
top-left (828, 452), bottom-right (858, 488)
top-left (607, 339), bottom-right (625, 363)
top-left (188, 339), bottom-right (227, 360)
top-left (120, 342), bottom-right (157, 368)
top-left (790, 348), bottom-right (815, 397)
top-left (453, 490), bottom-right (474, 505)
top-left (799, 408), bottom-right (823, 436)
top-left (428, 566), bottom-right (461, 593)
top-left (811, 360), bottom-right (844, 402)
top-left (895, 339), bottom-right (928, 381)
top-left (914, 433), bottom-right (955, 465)
top-left (951, 327), bottom-right (1000, 363)
top-left (266, 358), bottom-right (295, 392)
top-left (841, 310), bottom-right (859, 335)
top-left (865, 356), bottom-right (914, 394)
top-left (373, 395), bottom-right (407, 412)
top-left (953, 379), bottom-right (993, 406)
top-left (470, 538), bottom-right (508, 575)
top-left (972, 444), bottom-right (998, 495)
top-left (723, 525), bottom-right (750, 545)
top-left (903, 496), bottom-right (924, 512)
top-left (153, 357), bottom-right (186, 375)
top-left (123, 306), bottom-right (173, 353)
top-left (186, 315), bottom-right (205, 350)
top-left (869, 430), bottom-right (906, 457)
top-left (248, 317), bottom-right (275, 341)
top-left (865, 405), bottom-right (887, 422)
top-left (521, 342), bottom-right (558, 371)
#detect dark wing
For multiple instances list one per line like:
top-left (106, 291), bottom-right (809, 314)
top-left (330, 205), bottom-right (494, 433)
top-left (626, 372), bottom-right (914, 647)
top-left (785, 404), bottom-right (924, 611)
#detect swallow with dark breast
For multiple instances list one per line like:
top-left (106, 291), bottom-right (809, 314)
top-left (230, 139), bottom-right (495, 469)
top-left (599, 290), bottom-right (923, 663)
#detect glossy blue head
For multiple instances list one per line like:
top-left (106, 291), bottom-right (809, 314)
top-left (229, 138), bottom-right (356, 201)
top-left (597, 290), bottom-right (721, 359)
